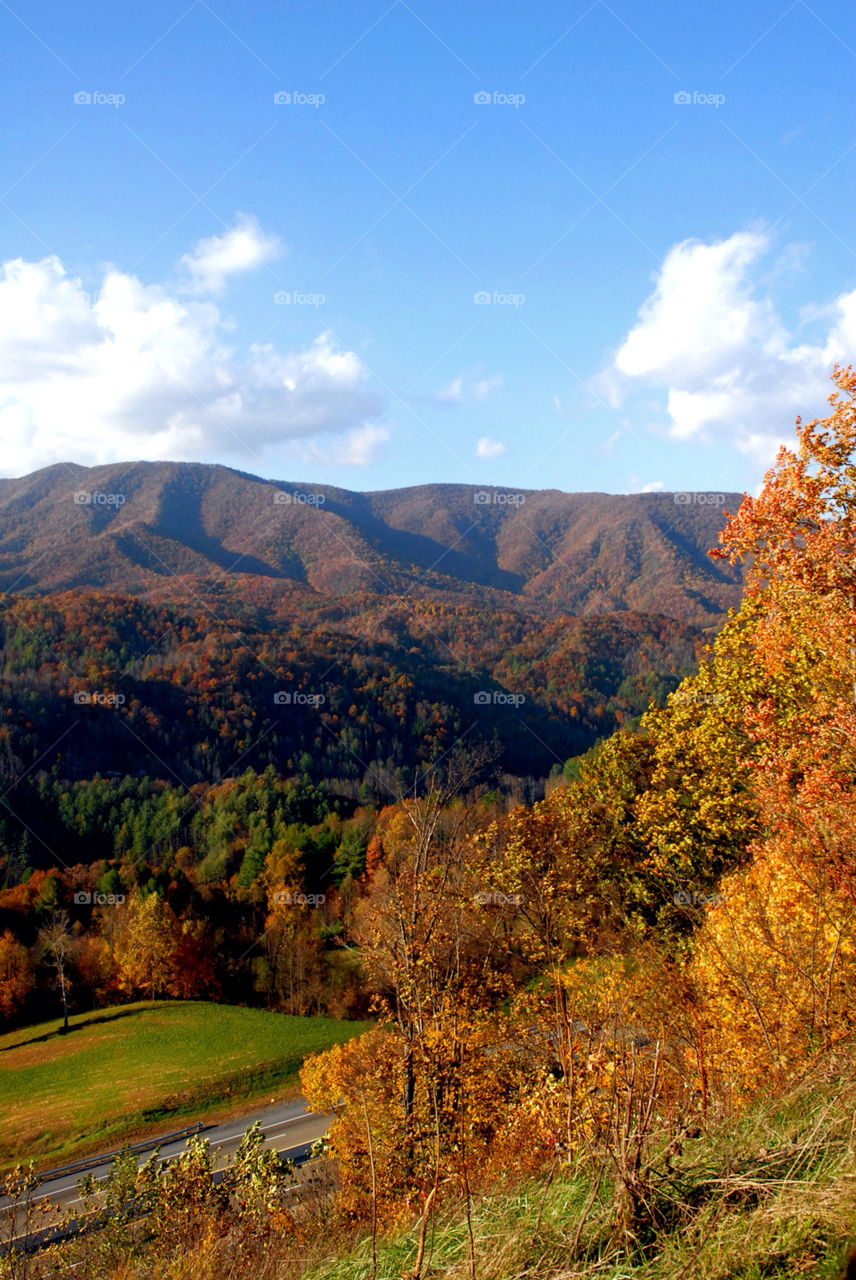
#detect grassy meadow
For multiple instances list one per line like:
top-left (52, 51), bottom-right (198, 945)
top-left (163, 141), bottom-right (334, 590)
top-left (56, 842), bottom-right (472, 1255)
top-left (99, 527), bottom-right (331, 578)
top-left (0, 1000), bottom-right (369, 1170)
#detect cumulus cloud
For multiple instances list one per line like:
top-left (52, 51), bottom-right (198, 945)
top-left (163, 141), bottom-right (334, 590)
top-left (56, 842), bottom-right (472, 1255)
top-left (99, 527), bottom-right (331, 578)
top-left (472, 375), bottom-right (502, 400)
top-left (0, 229), bottom-right (385, 477)
top-left (178, 213), bottom-right (282, 294)
top-left (433, 372), bottom-right (502, 407)
top-left (335, 424), bottom-right (390, 466)
top-left (640, 480), bottom-right (664, 492)
top-left (299, 423), bottom-right (390, 468)
top-left (606, 230), bottom-right (856, 468)
top-left (475, 436), bottom-right (507, 459)
top-left (434, 376), bottom-right (465, 407)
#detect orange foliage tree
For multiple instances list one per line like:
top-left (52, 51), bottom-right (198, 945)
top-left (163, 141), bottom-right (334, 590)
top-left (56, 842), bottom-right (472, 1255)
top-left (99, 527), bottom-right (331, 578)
top-left (692, 367), bottom-right (856, 1099)
top-left (0, 930), bottom-right (33, 1022)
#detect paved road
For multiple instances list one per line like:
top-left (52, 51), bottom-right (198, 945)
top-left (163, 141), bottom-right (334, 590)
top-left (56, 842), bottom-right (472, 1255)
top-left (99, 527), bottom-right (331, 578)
top-left (1, 1097), bottom-right (330, 1248)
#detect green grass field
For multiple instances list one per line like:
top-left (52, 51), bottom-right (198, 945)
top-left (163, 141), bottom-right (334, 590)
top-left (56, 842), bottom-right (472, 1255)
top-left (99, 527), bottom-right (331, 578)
top-left (0, 1000), bottom-right (369, 1171)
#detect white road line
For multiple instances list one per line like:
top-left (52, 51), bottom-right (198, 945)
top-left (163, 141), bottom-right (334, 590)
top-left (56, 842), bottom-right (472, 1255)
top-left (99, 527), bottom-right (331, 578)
top-left (61, 1137), bottom-right (313, 1209)
top-left (207, 1111), bottom-right (311, 1144)
top-left (26, 1116), bottom-right (324, 1210)
top-left (1, 1114), bottom-right (326, 1217)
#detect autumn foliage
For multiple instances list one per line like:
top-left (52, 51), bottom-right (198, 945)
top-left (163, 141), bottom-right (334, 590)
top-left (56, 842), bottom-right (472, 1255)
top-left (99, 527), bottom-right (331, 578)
top-left (296, 368), bottom-right (856, 1251)
top-left (4, 370), bottom-right (856, 1273)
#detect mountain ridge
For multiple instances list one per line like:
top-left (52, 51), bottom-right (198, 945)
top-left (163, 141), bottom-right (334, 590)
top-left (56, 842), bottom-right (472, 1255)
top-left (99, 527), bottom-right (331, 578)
top-left (0, 461), bottom-right (744, 626)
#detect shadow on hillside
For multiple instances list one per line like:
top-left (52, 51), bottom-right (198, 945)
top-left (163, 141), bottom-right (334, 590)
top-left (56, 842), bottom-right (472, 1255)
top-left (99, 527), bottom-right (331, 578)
top-left (1, 1007), bottom-right (143, 1052)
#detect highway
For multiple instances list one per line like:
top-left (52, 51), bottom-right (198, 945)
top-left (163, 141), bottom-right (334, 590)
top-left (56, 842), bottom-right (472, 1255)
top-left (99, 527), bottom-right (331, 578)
top-left (1, 1097), bottom-right (330, 1252)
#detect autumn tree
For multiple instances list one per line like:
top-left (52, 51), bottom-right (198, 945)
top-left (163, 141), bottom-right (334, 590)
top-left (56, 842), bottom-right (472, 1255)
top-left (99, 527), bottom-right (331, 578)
top-left (307, 749), bottom-right (522, 1220)
top-left (38, 913), bottom-right (77, 1032)
top-left (680, 368), bottom-right (856, 1098)
top-left (114, 890), bottom-right (176, 999)
top-left (168, 917), bottom-right (220, 1000)
top-left (633, 602), bottom-right (767, 936)
top-left (711, 365), bottom-right (856, 890)
top-left (0, 930), bottom-right (33, 1023)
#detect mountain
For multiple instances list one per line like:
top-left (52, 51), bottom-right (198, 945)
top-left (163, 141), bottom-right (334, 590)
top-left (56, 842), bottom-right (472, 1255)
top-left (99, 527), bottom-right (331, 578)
top-left (0, 462), bottom-right (744, 627)
top-left (0, 462), bottom-right (747, 827)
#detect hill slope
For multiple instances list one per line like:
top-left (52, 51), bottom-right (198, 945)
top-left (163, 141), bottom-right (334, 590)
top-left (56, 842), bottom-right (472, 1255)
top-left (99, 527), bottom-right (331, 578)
top-left (0, 1001), bottom-right (367, 1169)
top-left (0, 462), bottom-right (743, 626)
top-left (0, 462), bottom-right (745, 806)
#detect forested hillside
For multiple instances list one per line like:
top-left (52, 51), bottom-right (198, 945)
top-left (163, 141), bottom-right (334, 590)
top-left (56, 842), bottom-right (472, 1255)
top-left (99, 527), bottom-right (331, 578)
top-left (0, 473), bottom-right (735, 883)
top-left (0, 470), bottom-right (742, 1037)
top-left (0, 464), bottom-right (742, 622)
top-left (6, 368), bottom-right (856, 1280)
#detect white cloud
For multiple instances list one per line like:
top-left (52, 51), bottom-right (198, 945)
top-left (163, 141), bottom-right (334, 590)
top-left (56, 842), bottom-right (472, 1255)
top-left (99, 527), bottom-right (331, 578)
top-left (435, 376), bottom-right (465, 407)
top-left (475, 435), bottom-right (507, 459)
top-left (336, 423), bottom-right (390, 467)
top-left (640, 480), bottom-right (664, 492)
top-left (606, 230), bottom-right (856, 468)
top-left (433, 372), bottom-right (501, 407)
top-left (0, 245), bottom-right (384, 477)
top-left (179, 214), bottom-right (282, 294)
top-left (472, 375), bottom-right (502, 400)
top-left (299, 423), bottom-right (391, 468)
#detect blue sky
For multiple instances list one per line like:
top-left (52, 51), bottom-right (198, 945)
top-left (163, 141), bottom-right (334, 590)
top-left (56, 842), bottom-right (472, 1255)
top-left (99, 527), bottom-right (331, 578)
top-left (0, 0), bottom-right (853, 494)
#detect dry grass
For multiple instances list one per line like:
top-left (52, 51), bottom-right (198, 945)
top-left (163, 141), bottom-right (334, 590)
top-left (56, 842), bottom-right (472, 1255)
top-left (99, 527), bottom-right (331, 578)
top-left (11, 1051), bottom-right (856, 1280)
